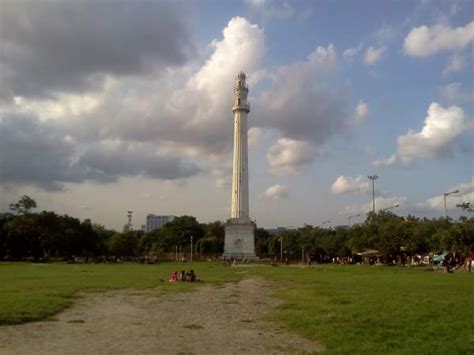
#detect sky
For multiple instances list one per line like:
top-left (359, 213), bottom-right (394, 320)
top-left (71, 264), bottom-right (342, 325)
top-left (0, 0), bottom-right (473, 230)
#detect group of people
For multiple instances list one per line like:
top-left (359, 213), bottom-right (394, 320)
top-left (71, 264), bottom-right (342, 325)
top-left (169, 269), bottom-right (197, 282)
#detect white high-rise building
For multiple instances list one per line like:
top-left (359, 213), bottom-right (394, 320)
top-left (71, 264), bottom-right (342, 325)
top-left (145, 214), bottom-right (176, 232)
top-left (223, 72), bottom-right (256, 259)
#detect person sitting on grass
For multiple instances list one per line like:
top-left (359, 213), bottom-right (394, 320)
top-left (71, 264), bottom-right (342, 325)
top-left (184, 270), bottom-right (197, 282)
top-left (179, 270), bottom-right (186, 281)
top-left (169, 270), bottom-right (178, 282)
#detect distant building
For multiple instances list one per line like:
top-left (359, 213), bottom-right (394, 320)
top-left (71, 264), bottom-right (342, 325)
top-left (145, 214), bottom-right (176, 232)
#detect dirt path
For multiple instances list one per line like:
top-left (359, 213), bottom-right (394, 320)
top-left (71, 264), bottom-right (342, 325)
top-left (0, 278), bottom-right (323, 354)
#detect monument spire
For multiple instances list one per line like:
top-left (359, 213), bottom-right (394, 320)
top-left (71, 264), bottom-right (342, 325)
top-left (231, 71), bottom-right (250, 219)
top-left (223, 72), bottom-right (256, 260)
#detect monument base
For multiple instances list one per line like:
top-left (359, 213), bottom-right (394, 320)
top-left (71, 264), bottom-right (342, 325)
top-left (223, 218), bottom-right (258, 260)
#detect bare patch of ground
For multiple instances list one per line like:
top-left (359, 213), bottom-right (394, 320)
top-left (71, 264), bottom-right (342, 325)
top-left (0, 278), bottom-right (323, 354)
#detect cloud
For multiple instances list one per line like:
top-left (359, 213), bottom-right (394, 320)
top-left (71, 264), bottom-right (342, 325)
top-left (251, 44), bottom-right (353, 176)
top-left (267, 138), bottom-right (315, 176)
top-left (0, 16), bottom-right (266, 190)
top-left (4, 94), bottom-right (100, 122)
top-left (215, 178), bottom-right (229, 189)
top-left (343, 44), bottom-right (363, 61)
top-left (0, 114), bottom-right (82, 190)
top-left (354, 100), bottom-right (369, 124)
top-left (331, 175), bottom-right (370, 195)
top-left (0, 114), bottom-right (201, 190)
top-left (374, 102), bottom-right (470, 167)
top-left (248, 127), bottom-right (263, 149)
top-left (0, 2), bottom-right (193, 97)
top-left (256, 45), bottom-right (348, 145)
top-left (416, 178), bottom-right (474, 212)
top-left (373, 154), bottom-right (412, 168)
top-left (374, 24), bottom-right (396, 44)
top-left (364, 46), bottom-right (386, 65)
top-left (0, 14), bottom-right (351, 189)
top-left (439, 83), bottom-right (474, 104)
top-left (403, 21), bottom-right (474, 57)
top-left (343, 196), bottom-right (407, 215)
top-left (77, 141), bottom-right (202, 182)
top-left (264, 184), bottom-right (289, 199)
top-left (443, 53), bottom-right (466, 75)
top-left (245, 0), bottom-right (312, 22)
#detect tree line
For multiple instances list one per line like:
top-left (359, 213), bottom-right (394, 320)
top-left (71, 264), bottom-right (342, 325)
top-left (1, 196), bottom-right (473, 263)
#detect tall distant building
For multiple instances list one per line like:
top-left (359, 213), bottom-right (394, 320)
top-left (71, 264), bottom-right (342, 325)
top-left (145, 214), bottom-right (176, 232)
top-left (223, 72), bottom-right (256, 259)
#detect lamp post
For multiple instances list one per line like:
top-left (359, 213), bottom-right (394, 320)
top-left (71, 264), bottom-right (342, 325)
top-left (444, 190), bottom-right (459, 218)
top-left (279, 237), bottom-right (283, 261)
top-left (382, 204), bottom-right (399, 212)
top-left (320, 220), bottom-right (331, 229)
top-left (367, 175), bottom-right (378, 214)
top-left (190, 236), bottom-right (193, 262)
top-left (348, 214), bottom-right (361, 228)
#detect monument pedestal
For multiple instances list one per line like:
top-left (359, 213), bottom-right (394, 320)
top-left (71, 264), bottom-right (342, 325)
top-left (223, 218), bottom-right (257, 260)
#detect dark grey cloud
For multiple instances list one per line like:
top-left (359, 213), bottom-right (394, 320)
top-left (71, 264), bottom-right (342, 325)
top-left (0, 1), bottom-right (193, 97)
top-left (256, 86), bottom-right (349, 145)
top-left (77, 142), bottom-right (202, 183)
top-left (0, 114), bottom-right (201, 190)
top-left (252, 45), bottom-right (350, 148)
top-left (0, 114), bottom-right (81, 190)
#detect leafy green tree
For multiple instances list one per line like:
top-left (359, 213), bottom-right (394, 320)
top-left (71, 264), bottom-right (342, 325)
top-left (9, 195), bottom-right (37, 215)
top-left (195, 235), bottom-right (219, 255)
top-left (108, 231), bottom-right (139, 257)
top-left (255, 227), bottom-right (271, 254)
top-left (157, 216), bottom-right (204, 252)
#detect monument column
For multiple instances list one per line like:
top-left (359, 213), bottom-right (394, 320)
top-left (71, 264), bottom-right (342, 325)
top-left (231, 72), bottom-right (250, 219)
top-left (223, 72), bottom-right (256, 260)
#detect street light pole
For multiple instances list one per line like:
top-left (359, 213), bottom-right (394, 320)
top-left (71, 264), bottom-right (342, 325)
top-left (320, 220), bottom-right (331, 229)
top-left (279, 237), bottom-right (283, 261)
top-left (367, 175), bottom-right (378, 214)
top-left (382, 204), bottom-right (399, 212)
top-left (190, 236), bottom-right (193, 262)
top-left (348, 214), bottom-right (361, 228)
top-left (444, 190), bottom-right (459, 219)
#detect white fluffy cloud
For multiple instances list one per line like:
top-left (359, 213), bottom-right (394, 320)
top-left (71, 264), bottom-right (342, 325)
top-left (0, 16), bottom-right (265, 189)
top-left (364, 46), bottom-right (386, 65)
top-left (354, 100), bottom-right (369, 124)
top-left (403, 21), bottom-right (474, 57)
top-left (374, 102), bottom-right (470, 167)
top-left (267, 138), bottom-right (315, 176)
top-left (417, 178), bottom-right (474, 212)
top-left (343, 44), bottom-right (363, 61)
top-left (331, 175), bottom-right (370, 195)
top-left (264, 184), bottom-right (289, 199)
top-left (254, 44), bottom-right (351, 175)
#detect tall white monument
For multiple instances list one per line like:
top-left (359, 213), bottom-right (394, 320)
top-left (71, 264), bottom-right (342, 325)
top-left (223, 72), bottom-right (257, 259)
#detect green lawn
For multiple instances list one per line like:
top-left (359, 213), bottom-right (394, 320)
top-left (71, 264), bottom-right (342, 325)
top-left (248, 265), bottom-right (474, 354)
top-left (1, 262), bottom-right (472, 354)
top-left (0, 262), bottom-right (241, 325)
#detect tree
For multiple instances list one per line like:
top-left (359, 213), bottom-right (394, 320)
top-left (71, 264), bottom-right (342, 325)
top-left (157, 216), bottom-right (204, 252)
top-left (9, 195), bottom-right (37, 215)
top-left (108, 231), bottom-right (139, 257)
top-left (457, 202), bottom-right (473, 213)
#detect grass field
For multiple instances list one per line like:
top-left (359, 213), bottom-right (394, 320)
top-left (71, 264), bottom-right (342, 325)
top-left (1, 262), bottom-right (472, 354)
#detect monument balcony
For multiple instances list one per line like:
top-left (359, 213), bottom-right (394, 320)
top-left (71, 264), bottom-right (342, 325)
top-left (232, 103), bottom-right (250, 112)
